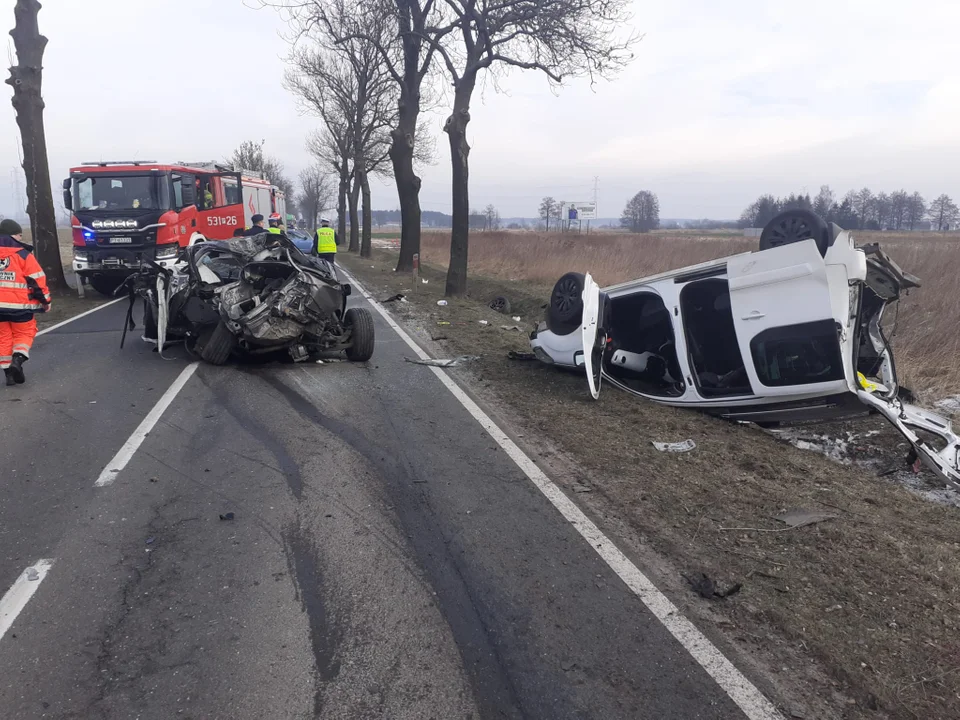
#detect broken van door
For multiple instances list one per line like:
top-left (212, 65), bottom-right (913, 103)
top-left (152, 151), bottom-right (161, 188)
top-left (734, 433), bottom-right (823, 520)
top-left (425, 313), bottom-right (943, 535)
top-left (581, 273), bottom-right (604, 399)
top-left (727, 240), bottom-right (848, 398)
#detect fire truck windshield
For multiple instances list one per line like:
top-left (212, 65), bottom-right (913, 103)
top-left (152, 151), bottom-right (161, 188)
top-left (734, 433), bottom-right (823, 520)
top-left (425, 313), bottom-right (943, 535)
top-left (74, 175), bottom-right (160, 211)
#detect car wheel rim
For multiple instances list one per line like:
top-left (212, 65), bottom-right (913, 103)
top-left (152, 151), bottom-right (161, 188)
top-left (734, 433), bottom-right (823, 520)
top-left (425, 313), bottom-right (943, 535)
top-left (768, 216), bottom-right (814, 247)
top-left (553, 279), bottom-right (579, 313)
top-left (490, 298), bottom-right (506, 311)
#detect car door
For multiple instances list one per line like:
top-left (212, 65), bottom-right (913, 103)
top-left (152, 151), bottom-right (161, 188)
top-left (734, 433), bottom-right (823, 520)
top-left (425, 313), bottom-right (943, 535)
top-left (581, 273), bottom-right (605, 399)
top-left (727, 241), bottom-right (849, 398)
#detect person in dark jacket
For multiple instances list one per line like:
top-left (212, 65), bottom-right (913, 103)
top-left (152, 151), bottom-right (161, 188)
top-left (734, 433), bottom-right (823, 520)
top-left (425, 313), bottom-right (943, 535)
top-left (241, 214), bottom-right (269, 236)
top-left (0, 219), bottom-right (50, 385)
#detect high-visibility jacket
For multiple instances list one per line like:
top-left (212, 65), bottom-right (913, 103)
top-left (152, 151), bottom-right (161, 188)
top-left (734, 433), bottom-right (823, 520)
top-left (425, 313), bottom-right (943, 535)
top-left (0, 237), bottom-right (50, 321)
top-left (268, 226), bottom-right (282, 235)
top-left (315, 227), bottom-right (337, 254)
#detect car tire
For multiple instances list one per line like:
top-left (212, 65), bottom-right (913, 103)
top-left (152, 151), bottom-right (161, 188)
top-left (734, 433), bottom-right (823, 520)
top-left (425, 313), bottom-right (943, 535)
top-left (345, 307), bottom-right (375, 361)
top-left (489, 295), bottom-right (511, 314)
top-left (89, 274), bottom-right (123, 297)
top-left (759, 210), bottom-right (830, 257)
top-left (199, 321), bottom-right (236, 366)
top-left (547, 272), bottom-right (585, 336)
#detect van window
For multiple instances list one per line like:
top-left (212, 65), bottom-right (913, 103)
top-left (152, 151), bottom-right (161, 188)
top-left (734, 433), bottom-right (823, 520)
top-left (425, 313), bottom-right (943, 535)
top-left (750, 320), bottom-right (844, 387)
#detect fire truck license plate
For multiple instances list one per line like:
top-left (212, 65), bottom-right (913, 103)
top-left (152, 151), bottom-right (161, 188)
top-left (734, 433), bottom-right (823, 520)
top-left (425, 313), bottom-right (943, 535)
top-left (109, 237), bottom-right (133, 244)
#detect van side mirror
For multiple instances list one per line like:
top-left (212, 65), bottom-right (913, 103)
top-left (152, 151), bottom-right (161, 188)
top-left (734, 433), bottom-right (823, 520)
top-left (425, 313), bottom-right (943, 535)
top-left (180, 174), bottom-right (196, 205)
top-left (62, 178), bottom-right (72, 211)
top-left (342, 283), bottom-right (352, 296)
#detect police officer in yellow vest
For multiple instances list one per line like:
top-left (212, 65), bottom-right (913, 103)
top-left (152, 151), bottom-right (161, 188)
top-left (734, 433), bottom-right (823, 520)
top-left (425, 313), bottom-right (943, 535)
top-left (268, 213), bottom-right (283, 234)
top-left (315, 217), bottom-right (337, 264)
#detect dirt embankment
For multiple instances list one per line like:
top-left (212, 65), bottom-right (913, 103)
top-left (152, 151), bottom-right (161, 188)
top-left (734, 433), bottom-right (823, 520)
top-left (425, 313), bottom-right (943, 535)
top-left (341, 250), bottom-right (960, 720)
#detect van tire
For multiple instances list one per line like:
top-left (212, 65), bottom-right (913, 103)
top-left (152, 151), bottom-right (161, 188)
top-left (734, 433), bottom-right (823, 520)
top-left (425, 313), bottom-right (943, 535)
top-left (547, 272), bottom-right (585, 335)
top-left (489, 295), bottom-right (511, 313)
top-left (199, 321), bottom-right (236, 365)
top-left (345, 307), bottom-right (375, 361)
top-left (760, 210), bottom-right (829, 257)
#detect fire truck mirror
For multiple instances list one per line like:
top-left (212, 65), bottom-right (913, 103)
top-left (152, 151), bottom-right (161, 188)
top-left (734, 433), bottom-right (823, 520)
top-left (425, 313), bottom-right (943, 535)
top-left (62, 178), bottom-right (72, 210)
top-left (180, 174), bottom-right (197, 206)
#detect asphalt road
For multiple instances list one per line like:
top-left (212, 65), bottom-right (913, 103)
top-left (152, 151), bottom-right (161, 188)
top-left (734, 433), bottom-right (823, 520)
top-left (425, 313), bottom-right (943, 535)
top-left (0, 288), bottom-right (759, 719)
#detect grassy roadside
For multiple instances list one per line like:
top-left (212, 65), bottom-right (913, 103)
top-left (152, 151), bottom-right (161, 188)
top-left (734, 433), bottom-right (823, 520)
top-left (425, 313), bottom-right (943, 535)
top-left (342, 249), bottom-right (960, 720)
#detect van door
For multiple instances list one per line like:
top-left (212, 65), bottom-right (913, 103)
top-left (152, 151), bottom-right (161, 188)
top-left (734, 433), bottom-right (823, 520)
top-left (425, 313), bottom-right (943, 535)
top-left (580, 273), bottom-right (605, 399)
top-left (727, 240), bottom-right (848, 398)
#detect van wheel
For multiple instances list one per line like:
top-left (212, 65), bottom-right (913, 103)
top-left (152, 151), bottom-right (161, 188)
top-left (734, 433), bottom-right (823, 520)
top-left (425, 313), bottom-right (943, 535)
top-left (547, 272), bottom-right (585, 336)
top-left (489, 295), bottom-right (511, 314)
top-left (760, 210), bottom-right (829, 257)
top-left (199, 321), bottom-right (237, 365)
top-left (345, 307), bottom-right (375, 361)
top-left (89, 274), bottom-right (122, 297)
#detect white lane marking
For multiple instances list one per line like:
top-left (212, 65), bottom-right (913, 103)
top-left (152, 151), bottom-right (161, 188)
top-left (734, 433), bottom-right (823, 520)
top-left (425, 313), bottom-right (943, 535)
top-left (37, 297), bottom-right (124, 336)
top-left (342, 269), bottom-right (784, 720)
top-left (0, 560), bottom-right (54, 641)
top-left (94, 362), bottom-right (199, 487)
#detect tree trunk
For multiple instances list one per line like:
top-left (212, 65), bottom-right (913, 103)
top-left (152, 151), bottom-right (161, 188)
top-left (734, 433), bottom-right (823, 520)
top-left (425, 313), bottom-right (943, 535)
top-left (6, 0), bottom-right (67, 294)
top-left (360, 169), bottom-right (372, 259)
top-left (348, 167), bottom-right (361, 253)
top-left (337, 166), bottom-right (348, 248)
top-left (443, 76), bottom-right (476, 297)
top-left (392, 91), bottom-right (422, 272)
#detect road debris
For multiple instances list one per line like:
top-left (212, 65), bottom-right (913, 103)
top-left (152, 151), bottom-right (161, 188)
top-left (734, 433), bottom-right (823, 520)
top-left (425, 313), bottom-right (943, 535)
top-left (652, 439), bottom-right (696, 453)
top-left (683, 571), bottom-right (742, 599)
top-left (572, 483), bottom-right (592, 493)
top-left (512, 316), bottom-right (521, 322)
top-left (437, 321), bottom-right (450, 326)
top-left (478, 320), bottom-right (489, 326)
top-left (508, 351), bottom-right (538, 361)
top-left (437, 300), bottom-right (448, 306)
top-left (25, 567), bottom-right (39, 581)
top-left (405, 355), bottom-right (480, 368)
top-left (422, 278), bottom-right (429, 284)
top-left (773, 509), bottom-right (837, 528)
top-left (381, 293), bottom-right (406, 303)
top-left (218, 512), bottom-right (235, 521)
top-left (500, 325), bottom-right (523, 332)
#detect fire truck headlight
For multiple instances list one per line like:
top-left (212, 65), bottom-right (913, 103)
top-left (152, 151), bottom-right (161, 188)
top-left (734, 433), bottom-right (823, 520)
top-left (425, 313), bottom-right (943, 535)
top-left (155, 244), bottom-right (179, 260)
top-left (74, 249), bottom-right (89, 261)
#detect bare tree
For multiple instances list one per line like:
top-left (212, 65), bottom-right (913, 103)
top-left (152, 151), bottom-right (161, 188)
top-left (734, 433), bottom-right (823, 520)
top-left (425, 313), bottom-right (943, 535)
top-left (227, 140), bottom-right (295, 200)
top-left (620, 190), bottom-right (659, 233)
top-left (813, 185), bottom-right (834, 218)
top-left (424, 0), bottom-right (636, 295)
top-left (538, 196), bottom-right (556, 231)
top-left (854, 188), bottom-right (873, 229)
top-left (285, 13), bottom-right (398, 259)
top-left (297, 164), bottom-right (335, 229)
top-left (905, 192), bottom-right (926, 231)
top-left (889, 190), bottom-right (909, 231)
top-left (483, 203), bottom-right (500, 230)
top-left (6, 0), bottom-right (66, 292)
top-left (928, 194), bottom-right (959, 232)
top-left (873, 192), bottom-right (891, 230)
top-left (278, 0), bottom-right (439, 268)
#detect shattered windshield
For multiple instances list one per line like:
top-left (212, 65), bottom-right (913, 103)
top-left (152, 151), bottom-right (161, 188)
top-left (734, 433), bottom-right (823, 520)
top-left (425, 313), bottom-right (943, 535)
top-left (74, 175), bottom-right (159, 211)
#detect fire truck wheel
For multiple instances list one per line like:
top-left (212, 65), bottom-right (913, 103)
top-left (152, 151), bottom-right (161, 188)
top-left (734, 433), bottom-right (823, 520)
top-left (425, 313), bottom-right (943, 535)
top-left (199, 321), bottom-right (237, 366)
top-left (89, 274), bottom-right (123, 297)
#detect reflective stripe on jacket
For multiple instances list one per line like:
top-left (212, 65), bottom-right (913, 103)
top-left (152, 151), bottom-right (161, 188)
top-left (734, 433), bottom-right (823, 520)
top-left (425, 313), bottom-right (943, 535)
top-left (315, 227), bottom-right (337, 254)
top-left (268, 226), bottom-right (282, 235)
top-left (0, 237), bottom-right (50, 318)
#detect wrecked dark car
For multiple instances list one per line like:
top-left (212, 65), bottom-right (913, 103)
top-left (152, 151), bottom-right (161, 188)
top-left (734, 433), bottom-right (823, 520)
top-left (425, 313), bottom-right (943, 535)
top-left (120, 233), bottom-right (374, 365)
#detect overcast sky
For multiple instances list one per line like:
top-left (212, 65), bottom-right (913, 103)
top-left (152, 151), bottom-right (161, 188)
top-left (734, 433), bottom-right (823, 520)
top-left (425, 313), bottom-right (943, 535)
top-left (0, 0), bottom-right (957, 221)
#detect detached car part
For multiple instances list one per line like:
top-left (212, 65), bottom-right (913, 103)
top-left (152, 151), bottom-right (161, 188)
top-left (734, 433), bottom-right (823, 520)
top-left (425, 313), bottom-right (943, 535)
top-left (530, 210), bottom-right (960, 490)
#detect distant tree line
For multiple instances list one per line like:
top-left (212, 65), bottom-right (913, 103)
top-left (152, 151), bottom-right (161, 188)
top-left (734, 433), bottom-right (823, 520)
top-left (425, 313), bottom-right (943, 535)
top-left (739, 185), bottom-right (959, 232)
top-left (620, 190), bottom-right (660, 233)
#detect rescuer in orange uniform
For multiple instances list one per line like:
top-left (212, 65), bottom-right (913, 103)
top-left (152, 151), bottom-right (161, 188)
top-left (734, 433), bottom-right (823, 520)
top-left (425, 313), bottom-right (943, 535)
top-left (0, 219), bottom-right (51, 386)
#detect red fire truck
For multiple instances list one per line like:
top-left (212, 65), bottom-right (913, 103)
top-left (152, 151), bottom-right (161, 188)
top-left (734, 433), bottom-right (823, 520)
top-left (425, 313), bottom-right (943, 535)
top-left (63, 161), bottom-right (287, 296)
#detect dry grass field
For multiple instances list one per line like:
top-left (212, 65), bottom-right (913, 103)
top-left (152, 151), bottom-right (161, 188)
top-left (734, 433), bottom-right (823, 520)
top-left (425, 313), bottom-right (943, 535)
top-left (416, 229), bottom-right (960, 402)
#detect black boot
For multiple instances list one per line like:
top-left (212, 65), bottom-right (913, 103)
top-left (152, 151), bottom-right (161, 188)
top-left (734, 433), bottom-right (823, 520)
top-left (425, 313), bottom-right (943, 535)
top-left (8, 353), bottom-right (26, 385)
top-left (4, 369), bottom-right (13, 386)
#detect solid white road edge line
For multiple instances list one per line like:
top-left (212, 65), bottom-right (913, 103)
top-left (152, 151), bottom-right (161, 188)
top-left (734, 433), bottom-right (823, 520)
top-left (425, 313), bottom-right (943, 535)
top-left (37, 297), bottom-right (124, 336)
top-left (341, 268), bottom-right (784, 720)
top-left (94, 362), bottom-right (199, 487)
top-left (0, 559), bottom-right (54, 642)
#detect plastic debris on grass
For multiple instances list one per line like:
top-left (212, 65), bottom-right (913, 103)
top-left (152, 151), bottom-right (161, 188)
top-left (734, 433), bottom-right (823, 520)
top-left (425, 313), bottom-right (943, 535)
top-left (404, 355), bottom-right (480, 368)
top-left (652, 439), bottom-right (696, 452)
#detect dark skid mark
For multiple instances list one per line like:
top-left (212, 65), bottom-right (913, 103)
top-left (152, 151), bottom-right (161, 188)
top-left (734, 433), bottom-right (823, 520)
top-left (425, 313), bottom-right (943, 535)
top-left (283, 523), bottom-right (342, 716)
top-left (258, 371), bottom-right (527, 720)
top-left (199, 367), bottom-right (304, 500)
